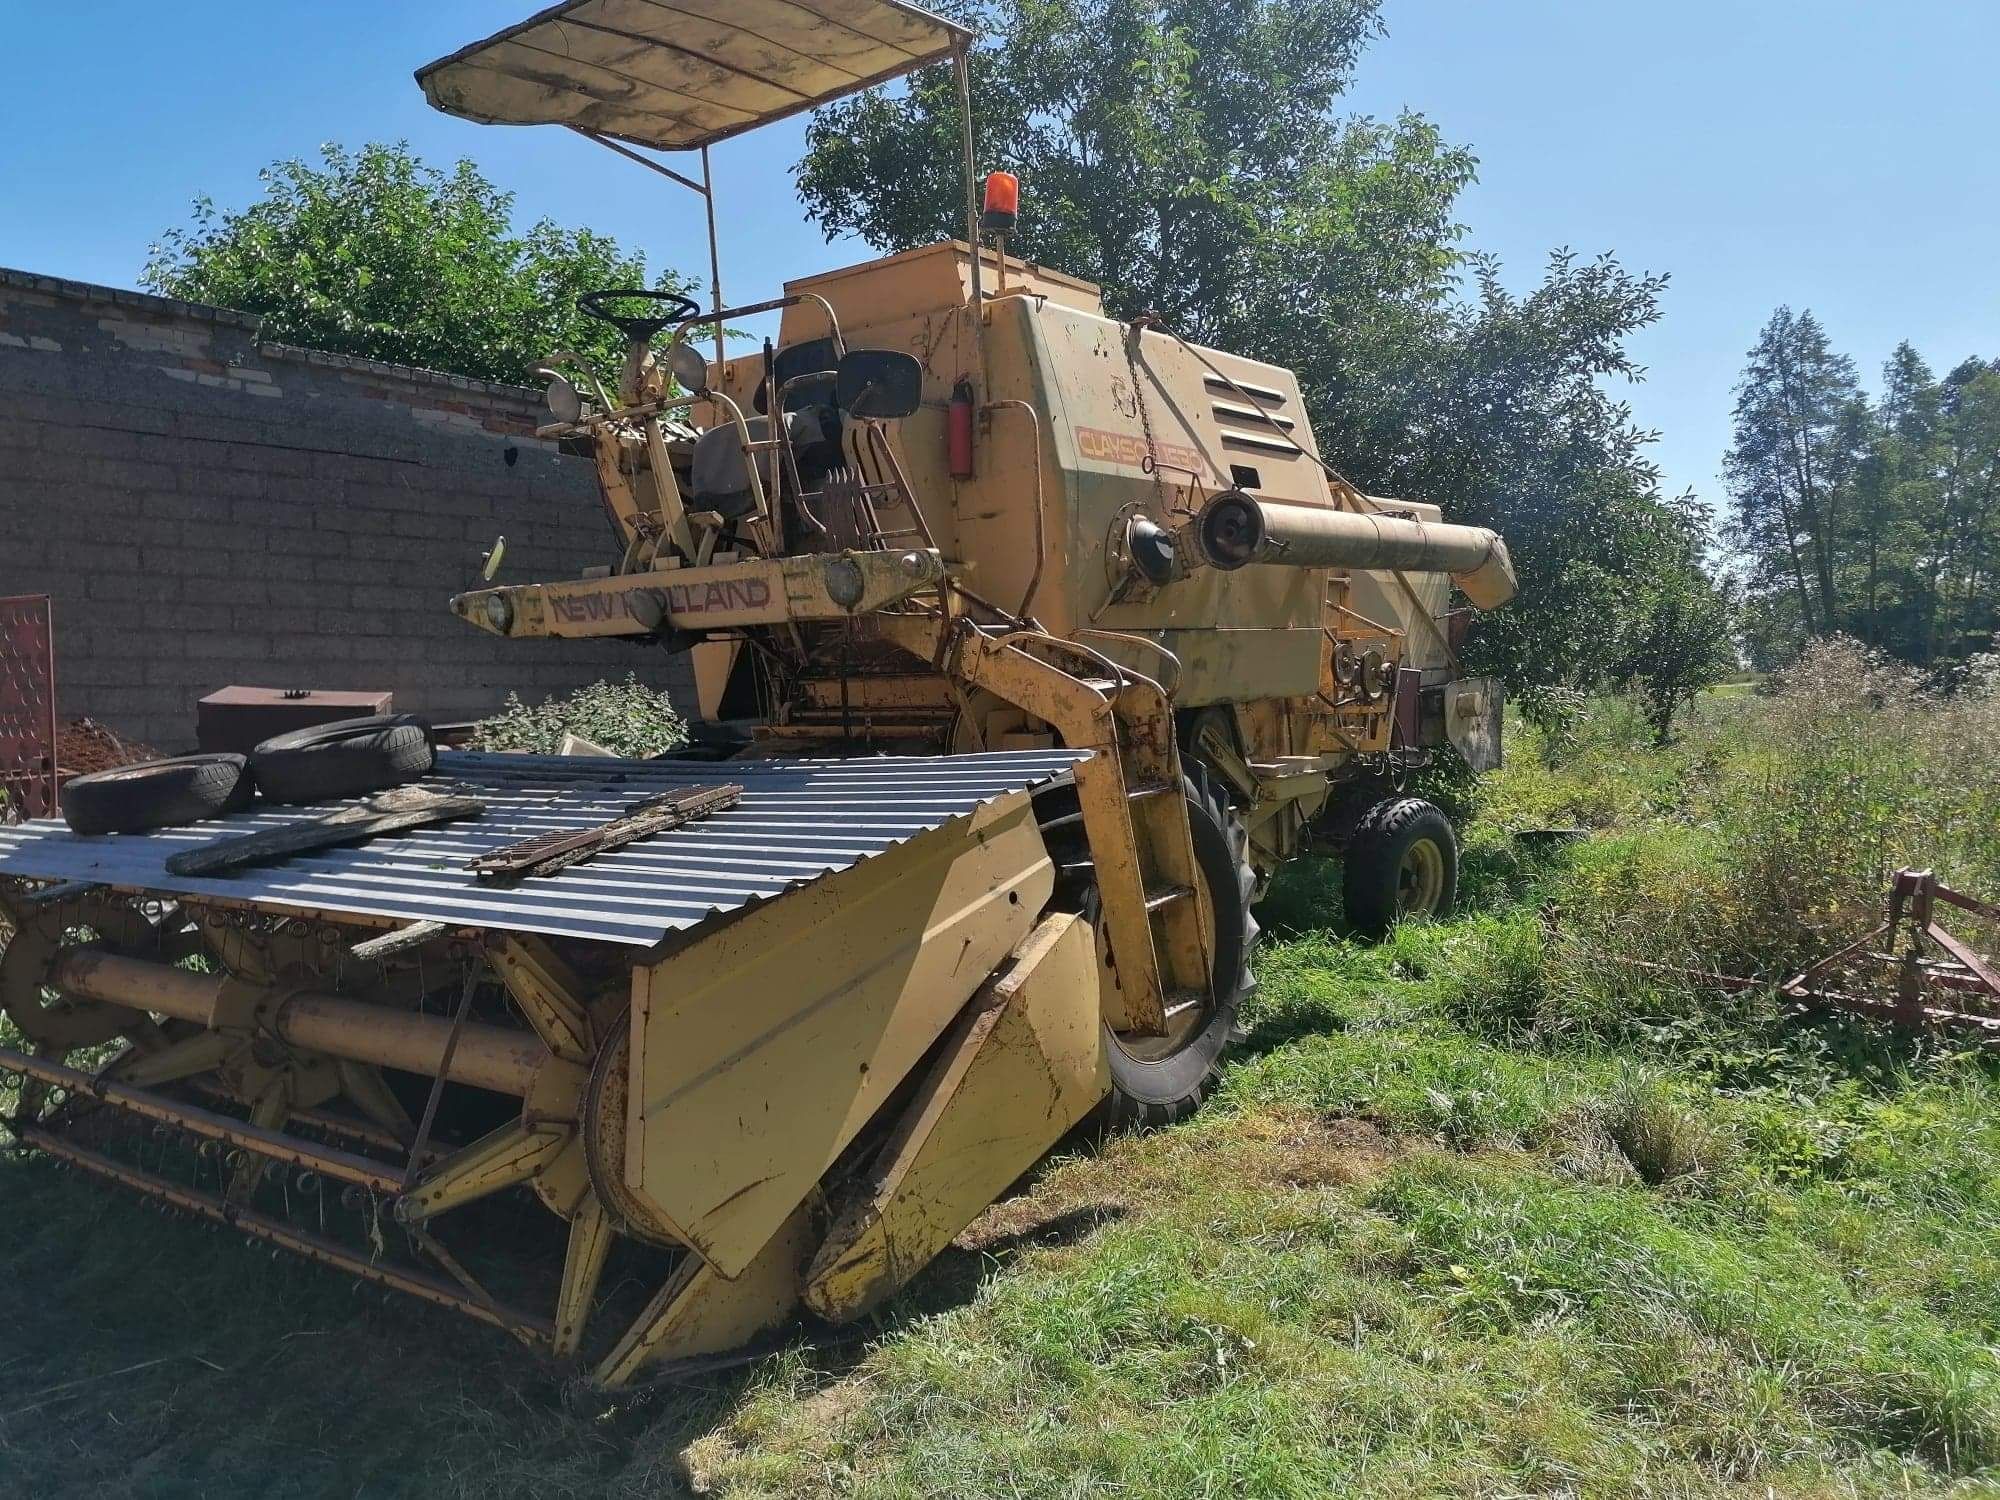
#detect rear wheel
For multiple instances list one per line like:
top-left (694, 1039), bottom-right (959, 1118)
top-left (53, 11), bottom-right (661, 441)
top-left (1341, 796), bottom-right (1458, 938)
top-left (1038, 762), bottom-right (1258, 1130)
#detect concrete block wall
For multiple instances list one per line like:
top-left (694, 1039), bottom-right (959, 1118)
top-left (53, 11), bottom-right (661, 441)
top-left (0, 268), bottom-right (690, 751)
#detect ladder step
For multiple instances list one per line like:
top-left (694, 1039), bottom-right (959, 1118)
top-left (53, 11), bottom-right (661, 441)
top-left (1078, 677), bottom-right (1122, 696)
top-left (1127, 782), bottom-right (1176, 801)
top-left (1145, 885), bottom-right (1193, 913)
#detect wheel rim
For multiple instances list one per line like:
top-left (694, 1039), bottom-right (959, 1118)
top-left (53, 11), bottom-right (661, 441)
top-left (1396, 837), bottom-right (1446, 917)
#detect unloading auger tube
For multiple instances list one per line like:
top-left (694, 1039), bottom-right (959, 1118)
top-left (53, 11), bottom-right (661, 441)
top-left (1195, 490), bottom-right (1519, 611)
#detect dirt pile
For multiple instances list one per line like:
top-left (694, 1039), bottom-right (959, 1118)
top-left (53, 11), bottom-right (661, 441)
top-left (56, 718), bottom-right (159, 777)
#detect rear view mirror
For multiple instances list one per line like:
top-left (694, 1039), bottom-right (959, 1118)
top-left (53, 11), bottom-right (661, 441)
top-left (837, 349), bottom-right (923, 419)
top-left (667, 341), bottom-right (709, 394)
top-left (538, 370), bottom-right (583, 423)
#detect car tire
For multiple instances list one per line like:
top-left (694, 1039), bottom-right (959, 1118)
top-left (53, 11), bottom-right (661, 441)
top-left (248, 715), bottom-right (435, 805)
top-left (61, 754), bottom-right (254, 836)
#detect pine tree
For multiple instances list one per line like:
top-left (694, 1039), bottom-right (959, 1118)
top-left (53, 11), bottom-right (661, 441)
top-left (1726, 317), bottom-right (1998, 672)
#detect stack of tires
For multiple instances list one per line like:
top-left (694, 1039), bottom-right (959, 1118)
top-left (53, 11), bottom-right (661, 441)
top-left (59, 717), bottom-right (437, 836)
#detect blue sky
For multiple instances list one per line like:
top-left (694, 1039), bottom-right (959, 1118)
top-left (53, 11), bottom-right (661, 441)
top-left (3, 2), bottom-right (1995, 508)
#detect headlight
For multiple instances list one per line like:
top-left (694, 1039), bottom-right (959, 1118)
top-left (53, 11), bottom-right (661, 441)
top-left (481, 592), bottom-right (514, 634)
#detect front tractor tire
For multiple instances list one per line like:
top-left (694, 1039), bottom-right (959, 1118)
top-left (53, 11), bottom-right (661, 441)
top-left (1100, 763), bottom-right (1259, 1131)
top-left (1341, 796), bottom-right (1459, 938)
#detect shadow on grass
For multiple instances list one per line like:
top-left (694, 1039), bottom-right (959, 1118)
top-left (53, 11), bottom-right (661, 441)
top-left (1232, 1001), bottom-right (1356, 1063)
top-left (1255, 852), bottom-right (1352, 939)
top-left (899, 1200), bottom-right (1129, 1315)
top-left (0, 1126), bottom-right (1136, 1499)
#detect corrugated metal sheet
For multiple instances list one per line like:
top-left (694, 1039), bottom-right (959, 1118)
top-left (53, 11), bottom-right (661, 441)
top-left (0, 749), bottom-right (1086, 947)
top-left (417, 0), bottom-right (973, 153)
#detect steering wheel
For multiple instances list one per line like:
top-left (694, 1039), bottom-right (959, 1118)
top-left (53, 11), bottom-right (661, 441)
top-left (576, 288), bottom-right (704, 341)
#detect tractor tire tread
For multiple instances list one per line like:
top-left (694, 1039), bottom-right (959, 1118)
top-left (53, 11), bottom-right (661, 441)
top-left (1341, 795), bottom-right (1458, 938)
top-left (1100, 760), bottom-right (1258, 1132)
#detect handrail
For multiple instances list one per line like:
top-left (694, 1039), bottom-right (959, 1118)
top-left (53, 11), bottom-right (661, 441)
top-left (672, 292), bottom-right (846, 358)
top-left (703, 390), bottom-right (774, 545)
top-left (983, 400), bottom-right (1045, 621)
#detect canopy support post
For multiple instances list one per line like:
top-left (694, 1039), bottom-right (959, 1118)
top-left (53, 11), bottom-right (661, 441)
top-left (954, 43), bottom-right (984, 390)
top-left (703, 145), bottom-right (725, 374)
top-left (567, 128), bottom-right (727, 376)
top-left (569, 127), bottom-right (708, 197)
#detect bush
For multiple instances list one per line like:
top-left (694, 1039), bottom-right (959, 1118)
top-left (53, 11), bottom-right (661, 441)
top-left (1458, 637), bottom-right (2000, 1074)
top-left (470, 674), bottom-right (686, 759)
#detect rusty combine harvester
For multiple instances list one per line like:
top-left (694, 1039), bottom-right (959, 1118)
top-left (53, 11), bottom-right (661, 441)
top-left (0, 1), bottom-right (1518, 1386)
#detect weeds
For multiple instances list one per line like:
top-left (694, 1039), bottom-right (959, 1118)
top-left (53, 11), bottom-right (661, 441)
top-left (470, 673), bottom-right (686, 758)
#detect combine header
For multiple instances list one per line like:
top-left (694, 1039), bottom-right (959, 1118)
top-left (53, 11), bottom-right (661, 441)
top-left (0, 0), bottom-right (1517, 1385)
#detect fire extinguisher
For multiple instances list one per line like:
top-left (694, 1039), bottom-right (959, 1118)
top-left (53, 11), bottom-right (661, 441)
top-left (947, 378), bottom-right (975, 480)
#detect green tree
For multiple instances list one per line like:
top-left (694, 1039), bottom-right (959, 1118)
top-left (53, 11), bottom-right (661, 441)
top-left (1722, 307), bottom-right (1868, 639)
top-left (1725, 313), bottom-right (1998, 673)
top-left (144, 142), bottom-right (693, 385)
top-left (800, 0), bottom-right (1443, 340)
top-left (1928, 360), bottom-right (2000, 663)
top-left (798, 0), bottom-right (1710, 698)
top-left (1324, 250), bottom-right (1686, 698)
top-left (1844, 341), bottom-right (1940, 650)
top-left (1607, 503), bottom-right (1738, 743)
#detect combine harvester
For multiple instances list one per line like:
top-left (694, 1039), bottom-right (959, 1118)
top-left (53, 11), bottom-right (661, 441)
top-left (0, 1), bottom-right (1515, 1386)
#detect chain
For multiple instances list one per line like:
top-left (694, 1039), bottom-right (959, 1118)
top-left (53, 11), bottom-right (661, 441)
top-left (1123, 314), bottom-right (1171, 519)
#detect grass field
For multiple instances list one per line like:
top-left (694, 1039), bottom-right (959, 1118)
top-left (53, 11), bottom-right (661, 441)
top-left (1, 643), bottom-right (1995, 1497)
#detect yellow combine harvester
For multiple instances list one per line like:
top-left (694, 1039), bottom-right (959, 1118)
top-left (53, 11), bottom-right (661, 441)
top-left (0, 1), bottom-right (1515, 1385)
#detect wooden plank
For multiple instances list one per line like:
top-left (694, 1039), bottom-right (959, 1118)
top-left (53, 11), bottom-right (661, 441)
top-left (348, 919), bottom-right (453, 964)
top-left (166, 791), bottom-right (486, 877)
top-left (471, 783), bottom-right (743, 882)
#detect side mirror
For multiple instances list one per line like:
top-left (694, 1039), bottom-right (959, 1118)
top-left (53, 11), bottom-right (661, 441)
top-left (667, 341), bottom-right (709, 394)
top-left (537, 370), bottom-right (583, 424)
top-left (836, 349), bottom-right (923, 420)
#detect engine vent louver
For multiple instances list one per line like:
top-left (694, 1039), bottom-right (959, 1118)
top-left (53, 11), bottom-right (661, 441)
top-left (1205, 376), bottom-right (1300, 456)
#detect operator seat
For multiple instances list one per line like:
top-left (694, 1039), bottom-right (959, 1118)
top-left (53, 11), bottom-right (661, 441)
top-left (689, 408), bottom-right (839, 520)
top-left (691, 336), bottom-right (852, 517)
top-left (756, 337), bottom-right (842, 416)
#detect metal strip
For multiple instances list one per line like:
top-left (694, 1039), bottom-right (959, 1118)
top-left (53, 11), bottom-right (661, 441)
top-left (0, 1044), bottom-right (404, 1193)
top-left (18, 1126), bottom-right (554, 1340)
top-left (572, 127), bottom-right (710, 195)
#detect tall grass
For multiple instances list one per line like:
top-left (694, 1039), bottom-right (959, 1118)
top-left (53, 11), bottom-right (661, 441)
top-left (1468, 640), bottom-right (2000, 1063)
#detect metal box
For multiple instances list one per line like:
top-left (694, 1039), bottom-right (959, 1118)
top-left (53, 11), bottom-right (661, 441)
top-left (195, 686), bottom-right (393, 755)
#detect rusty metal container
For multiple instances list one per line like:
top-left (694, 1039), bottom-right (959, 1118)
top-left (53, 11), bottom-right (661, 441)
top-left (196, 686), bottom-right (393, 754)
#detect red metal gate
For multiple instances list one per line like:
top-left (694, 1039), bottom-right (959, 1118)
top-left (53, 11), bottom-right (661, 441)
top-left (0, 595), bottom-right (57, 821)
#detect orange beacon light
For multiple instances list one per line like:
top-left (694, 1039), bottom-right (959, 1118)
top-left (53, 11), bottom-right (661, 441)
top-left (980, 170), bottom-right (1019, 235)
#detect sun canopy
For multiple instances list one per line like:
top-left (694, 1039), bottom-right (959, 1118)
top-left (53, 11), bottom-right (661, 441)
top-left (416, 0), bottom-right (972, 152)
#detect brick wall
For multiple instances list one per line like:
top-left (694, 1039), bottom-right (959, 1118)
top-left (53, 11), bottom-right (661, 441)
top-left (0, 268), bottom-right (690, 751)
